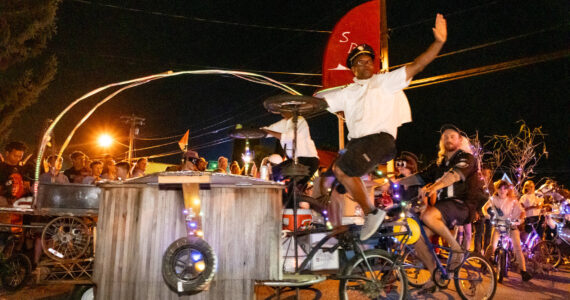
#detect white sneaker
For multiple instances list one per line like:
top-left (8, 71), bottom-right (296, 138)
top-left (360, 209), bottom-right (387, 240)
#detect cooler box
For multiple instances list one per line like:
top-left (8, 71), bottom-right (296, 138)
top-left (282, 209), bottom-right (313, 231)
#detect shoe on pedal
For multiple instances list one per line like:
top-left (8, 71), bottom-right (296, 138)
top-left (360, 209), bottom-right (386, 240)
top-left (448, 250), bottom-right (465, 271)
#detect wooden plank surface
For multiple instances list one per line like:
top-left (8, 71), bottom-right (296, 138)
top-left (94, 182), bottom-right (282, 300)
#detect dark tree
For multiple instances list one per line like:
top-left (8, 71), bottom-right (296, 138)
top-left (0, 0), bottom-right (61, 145)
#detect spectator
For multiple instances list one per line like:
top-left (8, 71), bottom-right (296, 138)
top-left (197, 157), bottom-right (208, 172)
top-left (115, 161), bottom-right (131, 180)
top-left (63, 151), bottom-right (86, 183)
top-left (180, 151), bottom-right (200, 171)
top-left (131, 157), bottom-right (148, 177)
top-left (82, 160), bottom-right (103, 184)
top-left (39, 155), bottom-right (70, 184)
top-left (0, 141), bottom-right (31, 206)
top-left (230, 161), bottom-right (242, 175)
top-left (214, 156), bottom-right (228, 173)
top-left (101, 158), bottom-right (117, 180)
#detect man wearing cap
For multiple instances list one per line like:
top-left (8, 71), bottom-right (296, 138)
top-left (400, 124), bottom-right (485, 277)
top-left (318, 14), bottom-right (447, 240)
top-left (181, 150), bottom-right (200, 171)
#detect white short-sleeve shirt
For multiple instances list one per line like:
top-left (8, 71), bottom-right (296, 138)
top-left (519, 193), bottom-right (543, 217)
top-left (488, 195), bottom-right (524, 220)
top-left (264, 116), bottom-right (319, 159)
top-left (319, 67), bottom-right (412, 139)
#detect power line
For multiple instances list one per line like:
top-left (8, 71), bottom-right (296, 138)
top-left (70, 0), bottom-right (332, 33)
top-left (406, 49), bottom-right (570, 89)
top-left (191, 137), bottom-right (234, 151)
top-left (388, 0), bottom-right (500, 32)
top-left (130, 141), bottom-right (179, 153)
top-left (389, 23), bottom-right (568, 70)
top-left (54, 21), bottom-right (567, 83)
top-left (135, 133), bottom-right (184, 141)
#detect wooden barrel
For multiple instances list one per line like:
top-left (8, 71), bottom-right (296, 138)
top-left (93, 174), bottom-right (283, 300)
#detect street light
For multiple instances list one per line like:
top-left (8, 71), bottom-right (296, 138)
top-left (98, 134), bottom-right (113, 148)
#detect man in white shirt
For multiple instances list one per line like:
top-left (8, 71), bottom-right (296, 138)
top-left (520, 180), bottom-right (544, 238)
top-left (318, 14), bottom-right (447, 240)
top-left (262, 112), bottom-right (320, 187)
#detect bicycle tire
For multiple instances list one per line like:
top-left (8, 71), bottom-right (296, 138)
top-left (0, 254), bottom-right (32, 291)
top-left (69, 284), bottom-right (95, 300)
top-left (339, 249), bottom-right (408, 300)
top-left (497, 250), bottom-right (507, 283)
top-left (41, 216), bottom-right (91, 261)
top-left (402, 248), bottom-right (431, 288)
top-left (454, 253), bottom-right (496, 300)
top-left (162, 237), bottom-right (217, 295)
top-left (532, 240), bottom-right (562, 268)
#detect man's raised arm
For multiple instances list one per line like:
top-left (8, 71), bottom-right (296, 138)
top-left (405, 13), bottom-right (447, 81)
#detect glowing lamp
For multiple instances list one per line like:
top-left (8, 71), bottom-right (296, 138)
top-left (195, 261), bottom-right (206, 272)
top-left (98, 134), bottom-right (113, 147)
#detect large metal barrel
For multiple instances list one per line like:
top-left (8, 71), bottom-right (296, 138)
top-left (93, 172), bottom-right (283, 300)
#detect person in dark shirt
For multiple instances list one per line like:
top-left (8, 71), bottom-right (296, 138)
top-left (394, 151), bottom-right (420, 205)
top-left (0, 141), bottom-right (32, 206)
top-left (399, 125), bottom-right (485, 277)
top-left (63, 151), bottom-right (86, 183)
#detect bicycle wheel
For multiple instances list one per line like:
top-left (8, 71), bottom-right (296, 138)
top-left (454, 253), bottom-right (496, 300)
top-left (532, 240), bottom-right (562, 268)
top-left (339, 249), bottom-right (408, 300)
top-left (402, 247), bottom-right (431, 288)
top-left (41, 216), bottom-right (91, 260)
top-left (497, 251), bottom-right (507, 283)
top-left (0, 254), bottom-right (32, 291)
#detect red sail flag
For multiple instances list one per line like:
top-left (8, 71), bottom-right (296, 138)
top-left (321, 0), bottom-right (381, 90)
top-left (178, 130), bottom-right (189, 151)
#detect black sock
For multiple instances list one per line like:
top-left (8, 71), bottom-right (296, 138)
top-left (371, 208), bottom-right (379, 215)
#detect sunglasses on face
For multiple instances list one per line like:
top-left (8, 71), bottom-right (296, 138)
top-left (395, 160), bottom-right (407, 168)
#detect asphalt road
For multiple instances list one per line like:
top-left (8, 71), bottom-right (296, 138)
top-left (1, 263), bottom-right (568, 299)
top-left (255, 264), bottom-right (570, 300)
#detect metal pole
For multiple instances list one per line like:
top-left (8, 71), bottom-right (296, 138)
top-left (380, 0), bottom-right (395, 175)
top-left (380, 0), bottom-right (389, 72)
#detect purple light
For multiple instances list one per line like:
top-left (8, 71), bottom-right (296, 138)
top-left (189, 222), bottom-right (197, 228)
top-left (394, 194), bottom-right (400, 199)
top-left (393, 184), bottom-right (399, 189)
top-left (183, 209), bottom-right (188, 215)
top-left (191, 251), bottom-right (203, 262)
top-left (322, 210), bottom-right (328, 215)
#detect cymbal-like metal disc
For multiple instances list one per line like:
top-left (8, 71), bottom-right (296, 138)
top-left (229, 128), bottom-right (267, 139)
top-left (263, 95), bottom-right (328, 115)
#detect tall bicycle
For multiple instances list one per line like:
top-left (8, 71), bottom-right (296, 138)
top-left (385, 201), bottom-right (497, 300)
top-left (263, 222), bottom-right (410, 300)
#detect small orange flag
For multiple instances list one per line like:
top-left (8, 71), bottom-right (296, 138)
top-left (178, 130), bottom-right (189, 151)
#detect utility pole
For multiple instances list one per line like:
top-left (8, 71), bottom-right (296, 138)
top-left (121, 114), bottom-right (145, 163)
top-left (380, 0), bottom-right (395, 175)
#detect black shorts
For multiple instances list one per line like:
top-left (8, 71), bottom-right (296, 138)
top-left (434, 199), bottom-right (470, 229)
top-left (335, 132), bottom-right (396, 177)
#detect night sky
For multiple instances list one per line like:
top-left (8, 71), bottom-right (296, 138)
top-left (10, 0), bottom-right (569, 184)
